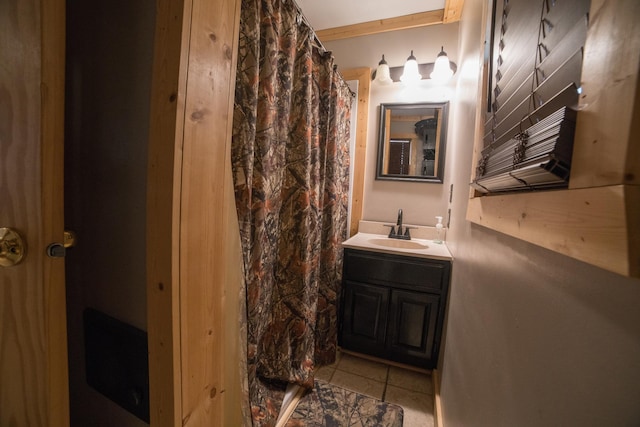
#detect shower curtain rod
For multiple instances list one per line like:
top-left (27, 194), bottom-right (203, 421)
top-left (291, 0), bottom-right (327, 53)
top-left (291, 0), bottom-right (355, 97)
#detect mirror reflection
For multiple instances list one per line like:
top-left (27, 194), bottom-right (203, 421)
top-left (376, 102), bottom-right (449, 183)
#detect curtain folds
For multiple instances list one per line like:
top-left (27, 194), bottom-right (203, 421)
top-left (231, 0), bottom-right (352, 425)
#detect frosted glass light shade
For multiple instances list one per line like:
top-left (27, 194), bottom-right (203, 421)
top-left (374, 55), bottom-right (392, 85)
top-left (400, 51), bottom-right (422, 84)
top-left (430, 46), bottom-right (454, 83)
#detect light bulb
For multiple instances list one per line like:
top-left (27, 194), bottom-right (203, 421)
top-left (400, 50), bottom-right (422, 84)
top-left (374, 54), bottom-right (392, 85)
top-left (430, 46), bottom-right (453, 83)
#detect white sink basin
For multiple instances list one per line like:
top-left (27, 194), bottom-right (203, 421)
top-left (368, 238), bottom-right (429, 250)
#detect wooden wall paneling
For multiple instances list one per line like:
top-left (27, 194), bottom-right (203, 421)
top-left (148, 0), bottom-right (243, 424)
top-left (147, 0), bottom-right (188, 425)
top-left (569, 0), bottom-right (640, 188)
top-left (178, 0), bottom-right (242, 424)
top-left (221, 141), bottom-right (246, 426)
top-left (340, 68), bottom-right (370, 237)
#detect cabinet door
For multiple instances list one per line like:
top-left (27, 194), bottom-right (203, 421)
top-left (388, 289), bottom-right (440, 368)
top-left (340, 281), bottom-right (390, 355)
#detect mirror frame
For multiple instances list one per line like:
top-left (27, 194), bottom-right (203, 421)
top-left (376, 101), bottom-right (449, 183)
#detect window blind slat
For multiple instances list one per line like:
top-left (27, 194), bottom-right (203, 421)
top-left (485, 0), bottom-right (588, 149)
top-left (493, 15), bottom-right (586, 120)
top-left (493, 49), bottom-right (582, 143)
top-left (491, 84), bottom-right (579, 149)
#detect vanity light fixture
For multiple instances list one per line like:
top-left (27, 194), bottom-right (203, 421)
top-left (374, 54), bottom-right (393, 85)
top-left (430, 46), bottom-right (454, 83)
top-left (371, 47), bottom-right (457, 84)
top-left (400, 50), bottom-right (422, 84)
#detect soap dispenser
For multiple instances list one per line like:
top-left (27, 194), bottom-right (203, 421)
top-left (434, 216), bottom-right (444, 244)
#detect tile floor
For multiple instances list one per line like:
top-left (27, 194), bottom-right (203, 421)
top-left (315, 352), bottom-right (434, 427)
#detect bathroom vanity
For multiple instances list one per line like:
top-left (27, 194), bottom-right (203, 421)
top-left (338, 224), bottom-right (452, 370)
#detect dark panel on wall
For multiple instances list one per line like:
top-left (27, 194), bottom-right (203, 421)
top-left (84, 308), bottom-right (150, 423)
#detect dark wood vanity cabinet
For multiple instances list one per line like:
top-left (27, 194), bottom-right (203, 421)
top-left (339, 248), bottom-right (451, 369)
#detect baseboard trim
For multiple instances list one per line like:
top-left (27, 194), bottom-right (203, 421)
top-left (275, 383), bottom-right (305, 427)
top-left (433, 369), bottom-right (444, 427)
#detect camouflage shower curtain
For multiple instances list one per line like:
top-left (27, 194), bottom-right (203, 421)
top-left (231, 0), bottom-right (352, 424)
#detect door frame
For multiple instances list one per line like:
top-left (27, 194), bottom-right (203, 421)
top-left (43, 0), bottom-right (69, 422)
top-left (146, 0), bottom-right (243, 425)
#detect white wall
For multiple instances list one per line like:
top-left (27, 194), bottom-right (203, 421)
top-left (326, 24), bottom-right (459, 226)
top-left (442, 0), bottom-right (640, 425)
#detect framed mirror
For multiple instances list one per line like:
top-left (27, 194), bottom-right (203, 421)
top-left (376, 102), bottom-right (449, 183)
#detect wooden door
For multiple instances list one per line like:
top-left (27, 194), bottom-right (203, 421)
top-left (0, 0), bottom-right (69, 425)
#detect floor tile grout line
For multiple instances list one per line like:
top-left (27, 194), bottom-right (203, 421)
top-left (382, 365), bottom-right (390, 401)
top-left (334, 366), bottom-right (388, 383)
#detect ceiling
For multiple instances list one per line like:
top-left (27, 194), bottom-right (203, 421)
top-left (296, 0), bottom-right (446, 31)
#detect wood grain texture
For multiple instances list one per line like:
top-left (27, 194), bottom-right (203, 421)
top-left (466, 186), bottom-right (635, 277)
top-left (570, 0), bottom-right (640, 188)
top-left (146, 0), bottom-right (186, 425)
top-left (0, 0), bottom-right (47, 422)
top-left (316, 10), bottom-right (444, 42)
top-left (467, 0), bottom-right (640, 278)
top-left (340, 68), bottom-right (370, 237)
top-left (433, 369), bottom-right (444, 427)
top-left (444, 0), bottom-right (465, 24)
top-left (177, 0), bottom-right (242, 424)
top-left (148, 0), bottom-right (243, 424)
top-left (41, 0), bottom-right (70, 424)
top-left (0, 0), bottom-right (68, 424)
top-left (625, 185), bottom-right (640, 278)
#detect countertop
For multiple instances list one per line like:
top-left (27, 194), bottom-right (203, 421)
top-left (341, 231), bottom-right (453, 261)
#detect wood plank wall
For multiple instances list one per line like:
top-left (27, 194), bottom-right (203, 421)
top-left (147, 0), bottom-right (243, 425)
top-left (147, 0), bottom-right (186, 423)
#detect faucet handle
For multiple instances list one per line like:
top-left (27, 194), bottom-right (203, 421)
top-left (403, 225), bottom-right (417, 239)
top-left (383, 224), bottom-right (396, 237)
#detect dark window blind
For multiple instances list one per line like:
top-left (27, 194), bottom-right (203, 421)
top-left (484, 0), bottom-right (590, 149)
top-left (471, 0), bottom-right (591, 194)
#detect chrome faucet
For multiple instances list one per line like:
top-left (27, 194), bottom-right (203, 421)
top-left (386, 209), bottom-right (413, 240)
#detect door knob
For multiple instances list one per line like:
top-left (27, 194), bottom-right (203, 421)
top-left (0, 227), bottom-right (26, 267)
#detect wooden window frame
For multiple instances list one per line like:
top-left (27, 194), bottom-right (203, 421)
top-left (340, 67), bottom-right (371, 237)
top-left (466, 0), bottom-right (640, 278)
